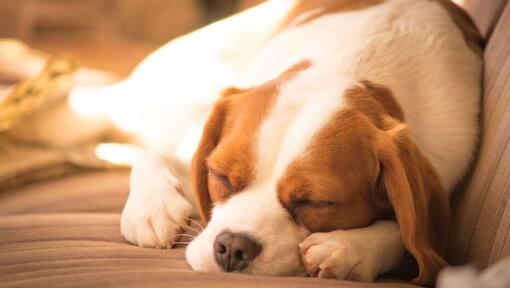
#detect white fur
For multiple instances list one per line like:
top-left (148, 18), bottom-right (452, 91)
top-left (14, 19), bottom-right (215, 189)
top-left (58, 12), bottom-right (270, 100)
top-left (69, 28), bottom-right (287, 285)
top-left (300, 221), bottom-right (405, 281)
top-left (258, 70), bottom-right (355, 181)
top-left (121, 149), bottom-right (193, 248)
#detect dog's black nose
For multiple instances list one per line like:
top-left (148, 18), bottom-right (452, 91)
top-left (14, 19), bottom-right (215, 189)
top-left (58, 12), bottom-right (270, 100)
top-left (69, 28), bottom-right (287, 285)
top-left (213, 231), bottom-right (261, 272)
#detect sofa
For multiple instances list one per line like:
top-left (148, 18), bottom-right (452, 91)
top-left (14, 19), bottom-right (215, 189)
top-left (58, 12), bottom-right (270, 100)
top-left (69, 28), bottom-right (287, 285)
top-left (1, 0), bottom-right (509, 287)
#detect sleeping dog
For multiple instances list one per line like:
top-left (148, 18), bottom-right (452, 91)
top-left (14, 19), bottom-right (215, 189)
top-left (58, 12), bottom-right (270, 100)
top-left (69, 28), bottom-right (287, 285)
top-left (119, 0), bottom-right (482, 286)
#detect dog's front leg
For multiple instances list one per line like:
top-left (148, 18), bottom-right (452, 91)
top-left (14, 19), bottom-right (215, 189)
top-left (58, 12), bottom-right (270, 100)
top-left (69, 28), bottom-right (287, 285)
top-left (121, 148), bottom-right (193, 248)
top-left (300, 220), bottom-right (405, 281)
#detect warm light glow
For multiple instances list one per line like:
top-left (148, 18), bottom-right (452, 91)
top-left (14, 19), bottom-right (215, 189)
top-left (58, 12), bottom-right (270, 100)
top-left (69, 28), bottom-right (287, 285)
top-left (95, 143), bottom-right (144, 165)
top-left (68, 82), bottom-right (125, 118)
top-left (451, 0), bottom-right (466, 6)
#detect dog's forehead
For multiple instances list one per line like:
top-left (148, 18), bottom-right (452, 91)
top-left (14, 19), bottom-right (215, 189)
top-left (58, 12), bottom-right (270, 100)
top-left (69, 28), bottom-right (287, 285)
top-left (254, 69), bottom-right (353, 184)
top-left (207, 66), bottom-right (356, 205)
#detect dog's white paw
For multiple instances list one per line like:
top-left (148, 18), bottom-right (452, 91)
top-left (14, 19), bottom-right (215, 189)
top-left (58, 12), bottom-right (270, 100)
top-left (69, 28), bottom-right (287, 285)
top-left (299, 231), bottom-right (377, 281)
top-left (121, 150), bottom-right (193, 248)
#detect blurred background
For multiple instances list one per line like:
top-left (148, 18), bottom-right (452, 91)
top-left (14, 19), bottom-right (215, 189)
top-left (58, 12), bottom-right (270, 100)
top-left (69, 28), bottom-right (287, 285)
top-left (0, 0), bottom-right (467, 84)
top-left (0, 0), bottom-right (265, 190)
top-left (0, 0), bottom-right (467, 190)
top-left (0, 0), bottom-right (263, 77)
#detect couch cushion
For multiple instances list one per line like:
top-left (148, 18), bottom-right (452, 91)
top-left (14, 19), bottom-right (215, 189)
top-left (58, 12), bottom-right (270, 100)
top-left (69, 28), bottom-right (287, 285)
top-left (0, 213), bottom-right (420, 288)
top-left (0, 170), bottom-right (129, 215)
top-left (448, 1), bottom-right (510, 268)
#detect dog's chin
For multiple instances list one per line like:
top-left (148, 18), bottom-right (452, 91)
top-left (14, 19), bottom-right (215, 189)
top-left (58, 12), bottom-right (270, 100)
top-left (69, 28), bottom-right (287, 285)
top-left (185, 232), bottom-right (307, 277)
top-left (185, 236), bottom-right (222, 273)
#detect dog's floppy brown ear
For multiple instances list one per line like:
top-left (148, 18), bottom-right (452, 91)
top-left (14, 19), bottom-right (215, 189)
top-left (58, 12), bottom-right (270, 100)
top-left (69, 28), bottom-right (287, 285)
top-left (374, 117), bottom-right (451, 286)
top-left (191, 97), bottom-right (230, 223)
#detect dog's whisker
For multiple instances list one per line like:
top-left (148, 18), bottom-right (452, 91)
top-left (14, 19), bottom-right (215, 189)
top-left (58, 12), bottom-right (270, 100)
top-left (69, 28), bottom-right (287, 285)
top-left (178, 224), bottom-right (201, 235)
top-left (169, 233), bottom-right (196, 239)
top-left (184, 216), bottom-right (204, 231)
top-left (171, 242), bottom-right (191, 246)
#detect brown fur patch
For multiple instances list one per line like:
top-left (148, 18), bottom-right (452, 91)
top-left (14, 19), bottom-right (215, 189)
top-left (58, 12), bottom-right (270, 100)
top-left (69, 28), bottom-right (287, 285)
top-left (345, 80), bottom-right (405, 124)
top-left (279, 0), bottom-right (384, 30)
top-left (277, 109), bottom-right (385, 232)
top-left (436, 0), bottom-right (484, 55)
top-left (277, 80), bottom-right (402, 232)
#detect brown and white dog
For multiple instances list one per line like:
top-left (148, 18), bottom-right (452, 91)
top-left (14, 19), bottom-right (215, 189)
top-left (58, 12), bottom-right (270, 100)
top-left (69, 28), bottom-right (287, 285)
top-left (113, 0), bottom-right (483, 286)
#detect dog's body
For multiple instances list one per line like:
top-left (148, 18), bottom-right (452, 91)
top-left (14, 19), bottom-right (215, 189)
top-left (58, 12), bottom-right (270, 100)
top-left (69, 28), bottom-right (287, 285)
top-left (120, 0), bottom-right (482, 286)
top-left (13, 0), bottom-right (482, 286)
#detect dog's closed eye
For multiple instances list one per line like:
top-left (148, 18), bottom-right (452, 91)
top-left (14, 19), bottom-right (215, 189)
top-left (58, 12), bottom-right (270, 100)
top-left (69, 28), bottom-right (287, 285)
top-left (288, 197), bottom-right (337, 222)
top-left (207, 168), bottom-right (234, 202)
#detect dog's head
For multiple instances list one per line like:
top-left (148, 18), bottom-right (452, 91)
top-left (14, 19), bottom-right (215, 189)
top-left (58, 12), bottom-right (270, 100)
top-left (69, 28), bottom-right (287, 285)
top-left (186, 61), bottom-right (450, 284)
